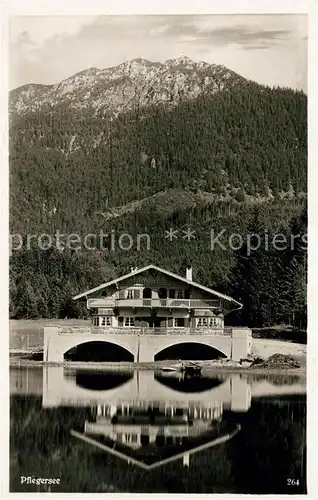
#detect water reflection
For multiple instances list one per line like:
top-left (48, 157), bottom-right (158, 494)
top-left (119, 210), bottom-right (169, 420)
top-left (40, 367), bottom-right (253, 412)
top-left (155, 372), bottom-right (224, 393)
top-left (73, 397), bottom-right (238, 468)
top-left (9, 366), bottom-right (306, 493)
top-left (74, 371), bottom-right (133, 391)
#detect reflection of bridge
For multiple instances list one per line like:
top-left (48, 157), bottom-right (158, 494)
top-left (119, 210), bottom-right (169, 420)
top-left (10, 366), bottom-right (306, 406)
top-left (41, 367), bottom-right (252, 412)
top-left (43, 326), bottom-right (252, 362)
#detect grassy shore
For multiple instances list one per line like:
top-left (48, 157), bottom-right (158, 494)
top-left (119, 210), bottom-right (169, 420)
top-left (9, 319), bottom-right (89, 349)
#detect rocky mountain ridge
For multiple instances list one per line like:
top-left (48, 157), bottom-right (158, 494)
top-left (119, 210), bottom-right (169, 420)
top-left (10, 56), bottom-right (248, 116)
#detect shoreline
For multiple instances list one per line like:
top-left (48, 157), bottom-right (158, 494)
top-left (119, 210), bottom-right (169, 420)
top-left (9, 358), bottom-right (306, 376)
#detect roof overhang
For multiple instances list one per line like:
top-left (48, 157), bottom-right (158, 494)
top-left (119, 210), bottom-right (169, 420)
top-left (72, 264), bottom-right (242, 310)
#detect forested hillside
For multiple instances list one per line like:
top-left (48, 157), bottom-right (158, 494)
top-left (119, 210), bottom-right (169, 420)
top-left (10, 85), bottom-right (306, 234)
top-left (9, 60), bottom-right (307, 327)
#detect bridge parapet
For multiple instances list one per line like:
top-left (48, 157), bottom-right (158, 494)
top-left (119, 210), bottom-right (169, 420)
top-left (56, 326), bottom-right (230, 336)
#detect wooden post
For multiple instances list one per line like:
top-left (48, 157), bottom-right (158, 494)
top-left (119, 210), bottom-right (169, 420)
top-left (137, 334), bottom-right (140, 363)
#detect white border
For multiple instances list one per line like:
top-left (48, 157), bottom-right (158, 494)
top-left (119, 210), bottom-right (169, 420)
top-left (306, 1), bottom-right (318, 499)
top-left (1, 0), bottom-right (317, 499)
top-left (1, 0), bottom-right (313, 15)
top-left (0, 1), bottom-right (9, 498)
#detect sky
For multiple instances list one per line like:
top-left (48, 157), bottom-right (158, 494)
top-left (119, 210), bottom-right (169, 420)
top-left (9, 14), bottom-right (307, 91)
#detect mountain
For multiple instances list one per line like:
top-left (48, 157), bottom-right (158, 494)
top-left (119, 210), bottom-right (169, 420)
top-left (9, 57), bottom-right (307, 326)
top-left (10, 56), bottom-right (248, 116)
top-left (9, 80), bottom-right (306, 233)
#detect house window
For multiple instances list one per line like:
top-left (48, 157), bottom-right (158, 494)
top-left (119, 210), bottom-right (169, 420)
top-left (127, 289), bottom-right (141, 299)
top-left (93, 316), bottom-right (111, 326)
top-left (197, 317), bottom-right (222, 327)
top-left (100, 316), bottom-right (111, 326)
top-left (169, 289), bottom-right (175, 298)
top-left (197, 317), bottom-right (208, 327)
top-left (124, 317), bottom-right (135, 327)
top-left (210, 317), bottom-right (222, 327)
top-left (174, 318), bottom-right (185, 327)
top-left (176, 289), bottom-right (183, 299)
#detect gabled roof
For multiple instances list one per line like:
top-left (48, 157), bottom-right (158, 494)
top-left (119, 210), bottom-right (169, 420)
top-left (73, 264), bottom-right (242, 308)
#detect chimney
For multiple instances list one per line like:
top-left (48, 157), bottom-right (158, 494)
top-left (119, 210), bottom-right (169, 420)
top-left (186, 266), bottom-right (193, 281)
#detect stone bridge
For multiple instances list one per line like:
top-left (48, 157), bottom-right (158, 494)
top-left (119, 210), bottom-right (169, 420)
top-left (43, 326), bottom-right (252, 363)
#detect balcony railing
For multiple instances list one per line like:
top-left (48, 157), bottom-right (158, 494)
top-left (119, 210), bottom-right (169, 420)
top-left (87, 298), bottom-right (221, 309)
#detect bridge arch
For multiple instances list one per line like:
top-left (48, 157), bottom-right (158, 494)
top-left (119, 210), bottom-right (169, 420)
top-left (154, 341), bottom-right (227, 361)
top-left (63, 340), bottom-right (134, 362)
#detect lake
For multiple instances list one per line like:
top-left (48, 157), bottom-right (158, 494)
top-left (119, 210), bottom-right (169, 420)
top-left (10, 366), bottom-right (306, 494)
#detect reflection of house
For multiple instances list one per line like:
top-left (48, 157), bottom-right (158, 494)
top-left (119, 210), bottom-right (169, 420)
top-left (73, 264), bottom-right (242, 332)
top-left (72, 399), bottom-right (240, 470)
top-left (85, 401), bottom-right (223, 450)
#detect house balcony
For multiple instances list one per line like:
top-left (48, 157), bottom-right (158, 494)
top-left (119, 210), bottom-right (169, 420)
top-left (87, 298), bottom-right (221, 309)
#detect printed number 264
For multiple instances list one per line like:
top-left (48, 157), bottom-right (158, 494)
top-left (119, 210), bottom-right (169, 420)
top-left (287, 478), bottom-right (300, 486)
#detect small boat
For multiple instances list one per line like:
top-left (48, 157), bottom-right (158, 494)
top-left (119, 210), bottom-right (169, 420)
top-left (181, 365), bottom-right (202, 376)
top-left (161, 362), bottom-right (202, 376)
top-left (161, 363), bottom-right (183, 372)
